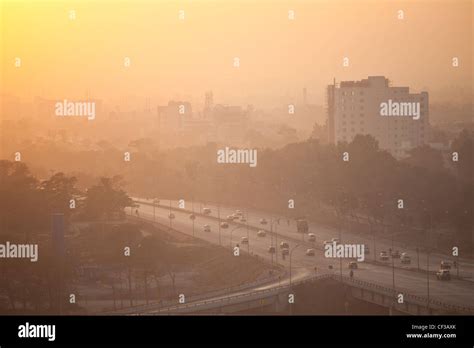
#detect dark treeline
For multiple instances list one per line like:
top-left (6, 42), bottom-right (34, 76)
top-left (126, 131), bottom-right (472, 252)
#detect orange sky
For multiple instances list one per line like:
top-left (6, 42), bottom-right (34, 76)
top-left (1, 0), bottom-right (472, 108)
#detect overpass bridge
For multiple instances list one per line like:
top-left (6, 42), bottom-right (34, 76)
top-left (112, 274), bottom-right (474, 316)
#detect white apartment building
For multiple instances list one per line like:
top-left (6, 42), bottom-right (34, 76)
top-left (327, 76), bottom-right (429, 158)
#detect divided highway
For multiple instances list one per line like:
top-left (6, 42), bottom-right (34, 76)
top-left (132, 198), bottom-right (474, 311)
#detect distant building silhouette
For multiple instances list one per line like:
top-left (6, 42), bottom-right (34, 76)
top-left (327, 76), bottom-right (429, 158)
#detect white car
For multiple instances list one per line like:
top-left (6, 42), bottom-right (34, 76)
top-left (203, 208), bottom-right (212, 215)
top-left (203, 224), bottom-right (211, 232)
top-left (257, 230), bottom-right (266, 237)
top-left (308, 233), bottom-right (316, 242)
top-left (380, 251), bottom-right (389, 261)
top-left (241, 237), bottom-right (249, 244)
top-left (306, 248), bottom-right (315, 256)
top-left (401, 253), bottom-right (411, 264)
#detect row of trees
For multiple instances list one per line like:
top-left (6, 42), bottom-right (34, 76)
top-left (124, 130), bottom-right (472, 251)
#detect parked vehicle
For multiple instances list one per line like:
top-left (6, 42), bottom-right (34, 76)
top-left (348, 261), bottom-right (358, 269)
top-left (306, 248), bottom-right (315, 256)
top-left (380, 251), bottom-right (389, 261)
top-left (203, 208), bottom-right (212, 215)
top-left (401, 253), bottom-right (411, 264)
top-left (268, 246), bottom-right (276, 254)
top-left (436, 269), bottom-right (451, 280)
top-left (280, 242), bottom-right (289, 249)
top-left (220, 222), bottom-right (229, 229)
top-left (391, 250), bottom-right (401, 258)
top-left (241, 237), bottom-right (249, 244)
top-left (308, 233), bottom-right (316, 242)
top-left (257, 230), bottom-right (266, 237)
top-left (440, 261), bottom-right (452, 270)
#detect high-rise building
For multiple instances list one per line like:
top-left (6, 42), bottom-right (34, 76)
top-left (327, 76), bottom-right (429, 158)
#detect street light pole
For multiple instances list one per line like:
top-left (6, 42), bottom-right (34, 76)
top-left (338, 217), bottom-right (343, 282)
top-left (275, 220), bottom-right (278, 265)
top-left (246, 211), bottom-right (250, 254)
top-left (230, 225), bottom-right (244, 249)
top-left (218, 203), bottom-right (221, 245)
top-left (169, 200), bottom-right (172, 229)
top-left (192, 199), bottom-right (195, 237)
top-left (289, 244), bottom-right (300, 288)
top-left (427, 211), bottom-right (432, 313)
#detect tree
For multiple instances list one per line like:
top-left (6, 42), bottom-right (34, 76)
top-left (83, 176), bottom-right (134, 220)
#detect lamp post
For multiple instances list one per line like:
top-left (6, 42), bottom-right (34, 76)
top-left (218, 203), bottom-right (221, 245)
top-left (230, 225), bottom-right (244, 249)
top-left (289, 244), bottom-right (301, 288)
top-left (153, 199), bottom-right (159, 222)
top-left (422, 201), bottom-right (433, 313)
top-left (168, 200), bottom-right (173, 229)
top-left (245, 211), bottom-right (250, 254)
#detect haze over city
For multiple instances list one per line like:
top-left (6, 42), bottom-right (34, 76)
top-left (0, 1), bottom-right (473, 338)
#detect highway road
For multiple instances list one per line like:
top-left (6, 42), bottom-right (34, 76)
top-left (132, 198), bottom-right (474, 310)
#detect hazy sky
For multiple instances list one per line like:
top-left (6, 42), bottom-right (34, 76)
top-left (1, 0), bottom-right (472, 108)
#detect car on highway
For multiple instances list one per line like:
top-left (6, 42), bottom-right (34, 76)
top-left (348, 261), bottom-right (358, 269)
top-left (260, 218), bottom-right (268, 225)
top-left (257, 230), bottom-right (266, 237)
top-left (268, 246), bottom-right (276, 254)
top-left (220, 222), bottom-right (229, 229)
top-left (436, 269), bottom-right (451, 281)
top-left (203, 208), bottom-right (212, 215)
top-left (401, 253), bottom-right (411, 264)
top-left (306, 248), bottom-right (315, 256)
top-left (168, 213), bottom-right (175, 219)
top-left (440, 261), bottom-right (452, 270)
top-left (391, 250), bottom-right (401, 258)
top-left (189, 214), bottom-right (196, 220)
top-left (280, 242), bottom-right (289, 249)
top-left (380, 251), bottom-right (389, 261)
top-left (308, 233), bottom-right (316, 242)
top-left (203, 224), bottom-right (211, 232)
top-left (241, 237), bottom-right (249, 244)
